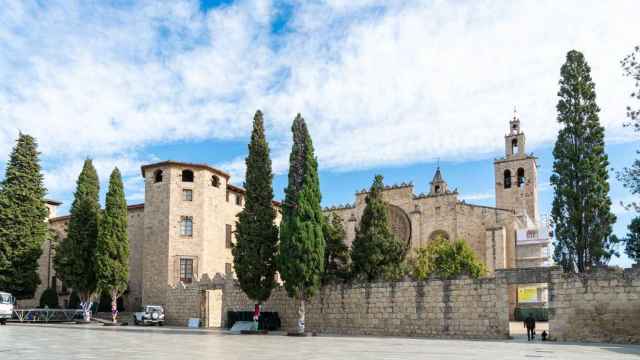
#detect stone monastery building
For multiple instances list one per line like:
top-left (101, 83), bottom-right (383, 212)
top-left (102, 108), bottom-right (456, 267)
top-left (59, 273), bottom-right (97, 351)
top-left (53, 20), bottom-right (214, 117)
top-left (27, 112), bottom-right (550, 313)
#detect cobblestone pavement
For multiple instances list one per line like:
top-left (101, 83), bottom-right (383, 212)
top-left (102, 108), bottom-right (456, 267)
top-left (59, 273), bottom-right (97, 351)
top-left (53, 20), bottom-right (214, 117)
top-left (1, 323), bottom-right (639, 360)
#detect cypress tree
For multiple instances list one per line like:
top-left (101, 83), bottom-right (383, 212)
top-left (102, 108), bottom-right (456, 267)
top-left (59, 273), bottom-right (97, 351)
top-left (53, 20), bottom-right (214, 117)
top-left (322, 213), bottom-right (349, 283)
top-left (54, 159), bottom-right (100, 320)
top-left (233, 110), bottom-right (279, 318)
top-left (351, 175), bottom-right (408, 281)
top-left (96, 168), bottom-right (129, 323)
top-left (0, 133), bottom-right (49, 299)
top-left (551, 50), bottom-right (617, 273)
top-left (278, 114), bottom-right (324, 334)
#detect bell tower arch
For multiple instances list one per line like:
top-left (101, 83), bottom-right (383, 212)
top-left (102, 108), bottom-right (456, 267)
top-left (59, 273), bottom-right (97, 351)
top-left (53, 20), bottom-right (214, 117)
top-left (494, 109), bottom-right (539, 222)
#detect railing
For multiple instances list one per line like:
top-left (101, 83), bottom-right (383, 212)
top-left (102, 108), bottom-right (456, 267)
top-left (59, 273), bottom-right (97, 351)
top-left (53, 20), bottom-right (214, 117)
top-left (12, 309), bottom-right (84, 323)
top-left (517, 237), bottom-right (551, 245)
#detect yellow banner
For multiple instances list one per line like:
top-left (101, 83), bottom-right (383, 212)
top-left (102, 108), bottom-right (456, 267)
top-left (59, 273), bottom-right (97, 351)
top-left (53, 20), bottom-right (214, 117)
top-left (518, 287), bottom-right (538, 303)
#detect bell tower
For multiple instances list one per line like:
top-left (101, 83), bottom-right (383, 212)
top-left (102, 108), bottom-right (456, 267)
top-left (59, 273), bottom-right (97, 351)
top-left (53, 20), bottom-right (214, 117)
top-left (494, 109), bottom-right (539, 222)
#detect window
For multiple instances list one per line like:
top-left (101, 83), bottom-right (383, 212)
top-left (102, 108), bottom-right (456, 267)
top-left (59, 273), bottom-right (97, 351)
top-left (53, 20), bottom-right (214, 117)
top-left (503, 169), bottom-right (512, 189)
top-left (183, 189), bottom-right (193, 201)
top-left (434, 185), bottom-right (441, 194)
top-left (235, 194), bottom-right (243, 206)
top-left (182, 169), bottom-right (194, 182)
top-left (225, 263), bottom-right (232, 275)
top-left (511, 138), bottom-right (518, 154)
top-left (180, 258), bottom-right (194, 284)
top-left (435, 206), bottom-right (441, 215)
top-left (211, 175), bottom-right (220, 188)
top-left (180, 216), bottom-right (193, 236)
top-left (517, 168), bottom-right (525, 187)
top-left (225, 224), bottom-right (233, 248)
top-left (154, 169), bottom-right (163, 183)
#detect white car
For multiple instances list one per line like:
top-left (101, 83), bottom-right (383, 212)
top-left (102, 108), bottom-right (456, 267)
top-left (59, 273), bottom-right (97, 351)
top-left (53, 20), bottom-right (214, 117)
top-left (133, 305), bottom-right (165, 326)
top-left (0, 292), bottom-right (14, 325)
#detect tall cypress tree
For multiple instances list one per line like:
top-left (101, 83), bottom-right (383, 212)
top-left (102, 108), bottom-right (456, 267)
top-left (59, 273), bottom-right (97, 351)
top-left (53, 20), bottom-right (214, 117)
top-left (54, 159), bottom-right (100, 320)
top-left (96, 168), bottom-right (128, 323)
top-left (278, 114), bottom-right (324, 334)
top-left (551, 50), bottom-right (617, 273)
top-left (233, 110), bottom-right (279, 313)
top-left (0, 133), bottom-right (49, 299)
top-left (322, 213), bottom-right (349, 283)
top-left (351, 175), bottom-right (407, 281)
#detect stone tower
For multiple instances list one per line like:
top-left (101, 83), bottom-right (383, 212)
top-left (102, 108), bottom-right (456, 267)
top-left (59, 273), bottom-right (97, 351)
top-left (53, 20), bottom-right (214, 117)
top-left (494, 110), bottom-right (539, 222)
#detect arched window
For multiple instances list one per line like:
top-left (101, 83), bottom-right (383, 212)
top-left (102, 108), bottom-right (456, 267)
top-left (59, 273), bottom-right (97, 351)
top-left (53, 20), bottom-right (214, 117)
top-left (154, 169), bottom-right (163, 183)
top-left (434, 185), bottom-right (441, 194)
top-left (182, 169), bottom-right (194, 182)
top-left (517, 168), bottom-right (525, 187)
top-left (211, 175), bottom-right (220, 188)
top-left (503, 169), bottom-right (512, 189)
top-left (511, 138), bottom-right (518, 154)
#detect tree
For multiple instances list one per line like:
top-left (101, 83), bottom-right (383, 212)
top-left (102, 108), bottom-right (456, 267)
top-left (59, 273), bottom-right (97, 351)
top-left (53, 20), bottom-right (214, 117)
top-left (39, 288), bottom-right (59, 309)
top-left (0, 133), bottom-right (49, 299)
top-left (551, 50), bottom-right (617, 273)
top-left (96, 168), bottom-right (129, 323)
top-left (322, 213), bottom-right (350, 283)
top-left (278, 114), bottom-right (325, 334)
top-left (618, 46), bottom-right (640, 212)
top-left (624, 217), bottom-right (640, 264)
top-left (232, 110), bottom-right (279, 323)
top-left (411, 237), bottom-right (486, 280)
top-left (351, 175), bottom-right (408, 281)
top-left (54, 159), bottom-right (100, 321)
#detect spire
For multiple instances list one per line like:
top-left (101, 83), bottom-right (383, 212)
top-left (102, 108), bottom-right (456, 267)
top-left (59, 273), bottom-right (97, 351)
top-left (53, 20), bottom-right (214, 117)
top-left (429, 166), bottom-right (448, 195)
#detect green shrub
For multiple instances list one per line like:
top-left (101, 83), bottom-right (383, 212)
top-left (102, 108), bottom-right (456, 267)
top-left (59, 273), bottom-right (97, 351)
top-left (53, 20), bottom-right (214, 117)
top-left (68, 291), bottom-right (80, 309)
top-left (514, 307), bottom-right (549, 322)
top-left (39, 288), bottom-right (59, 308)
top-left (411, 237), bottom-right (486, 280)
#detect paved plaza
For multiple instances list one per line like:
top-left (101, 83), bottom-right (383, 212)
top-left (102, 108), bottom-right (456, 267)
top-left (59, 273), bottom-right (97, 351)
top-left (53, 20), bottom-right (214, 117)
top-left (1, 323), bottom-right (639, 360)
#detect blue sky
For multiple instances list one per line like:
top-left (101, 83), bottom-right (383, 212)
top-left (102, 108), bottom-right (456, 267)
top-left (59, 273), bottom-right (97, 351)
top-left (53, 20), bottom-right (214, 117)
top-left (0, 0), bottom-right (638, 267)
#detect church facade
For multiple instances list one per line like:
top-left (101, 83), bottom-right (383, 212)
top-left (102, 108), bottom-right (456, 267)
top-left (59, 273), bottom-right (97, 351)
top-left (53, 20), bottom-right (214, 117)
top-left (325, 113), bottom-right (550, 274)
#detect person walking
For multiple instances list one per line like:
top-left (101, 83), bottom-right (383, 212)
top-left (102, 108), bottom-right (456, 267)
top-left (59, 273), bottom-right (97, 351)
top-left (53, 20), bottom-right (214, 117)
top-left (524, 313), bottom-right (536, 341)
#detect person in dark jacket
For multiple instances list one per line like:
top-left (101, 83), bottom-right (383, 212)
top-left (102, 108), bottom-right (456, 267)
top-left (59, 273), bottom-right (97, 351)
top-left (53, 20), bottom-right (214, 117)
top-left (524, 314), bottom-right (536, 341)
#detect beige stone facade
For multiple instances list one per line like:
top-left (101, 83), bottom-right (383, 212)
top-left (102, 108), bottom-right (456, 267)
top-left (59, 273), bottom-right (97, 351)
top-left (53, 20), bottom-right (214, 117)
top-left (325, 114), bottom-right (550, 274)
top-left (30, 161), bottom-right (280, 312)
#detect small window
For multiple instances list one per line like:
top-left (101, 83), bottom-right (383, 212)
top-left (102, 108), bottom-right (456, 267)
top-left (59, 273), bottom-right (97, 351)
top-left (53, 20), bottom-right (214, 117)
top-left (225, 263), bottom-right (232, 275)
top-left (517, 168), bottom-right (525, 187)
top-left (235, 194), bottom-right (243, 206)
top-left (182, 169), bottom-right (194, 182)
top-left (183, 189), bottom-right (193, 201)
top-left (225, 224), bottom-right (233, 248)
top-left (511, 139), bottom-right (518, 154)
top-left (154, 169), bottom-right (163, 183)
top-left (434, 185), bottom-right (441, 194)
top-left (180, 258), bottom-right (194, 284)
top-left (504, 169), bottom-right (512, 189)
top-left (180, 216), bottom-right (193, 237)
top-left (211, 175), bottom-right (220, 188)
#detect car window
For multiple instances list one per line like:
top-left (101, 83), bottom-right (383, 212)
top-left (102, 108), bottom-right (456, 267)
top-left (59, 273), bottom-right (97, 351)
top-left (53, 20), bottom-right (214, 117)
top-left (0, 294), bottom-right (11, 304)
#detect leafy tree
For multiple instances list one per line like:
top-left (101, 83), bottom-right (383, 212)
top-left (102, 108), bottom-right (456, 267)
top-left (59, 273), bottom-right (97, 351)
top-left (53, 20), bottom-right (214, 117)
top-left (278, 114), bottom-right (325, 334)
top-left (624, 217), bottom-right (640, 264)
top-left (54, 160), bottom-right (100, 321)
top-left (233, 110), bottom-right (279, 320)
top-left (551, 50), bottom-right (617, 273)
top-left (96, 168), bottom-right (129, 323)
top-left (0, 133), bottom-right (49, 299)
top-left (39, 288), bottom-right (59, 309)
top-left (618, 46), bottom-right (640, 212)
top-left (411, 237), bottom-right (486, 280)
top-left (68, 291), bottom-right (80, 309)
top-left (351, 175), bottom-right (408, 281)
top-left (322, 213), bottom-right (350, 283)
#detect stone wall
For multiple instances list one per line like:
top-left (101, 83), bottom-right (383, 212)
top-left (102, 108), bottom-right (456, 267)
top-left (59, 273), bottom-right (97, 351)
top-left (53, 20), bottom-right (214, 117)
top-left (222, 277), bottom-right (510, 339)
top-left (549, 266), bottom-right (640, 344)
top-left (165, 284), bottom-right (202, 326)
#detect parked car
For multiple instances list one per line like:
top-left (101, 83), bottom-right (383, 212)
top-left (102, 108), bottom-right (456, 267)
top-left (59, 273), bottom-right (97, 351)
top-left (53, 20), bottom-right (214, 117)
top-left (133, 305), bottom-right (165, 326)
top-left (0, 292), bottom-right (14, 325)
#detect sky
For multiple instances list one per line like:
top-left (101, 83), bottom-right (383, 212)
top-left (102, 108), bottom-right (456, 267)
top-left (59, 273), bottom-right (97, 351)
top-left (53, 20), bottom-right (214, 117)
top-left (0, 0), bottom-right (638, 267)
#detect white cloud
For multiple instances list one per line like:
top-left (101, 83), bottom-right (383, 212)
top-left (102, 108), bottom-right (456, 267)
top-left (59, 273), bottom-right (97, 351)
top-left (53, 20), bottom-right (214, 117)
top-left (1, 0), bottom-right (639, 199)
top-left (460, 192), bottom-right (495, 202)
